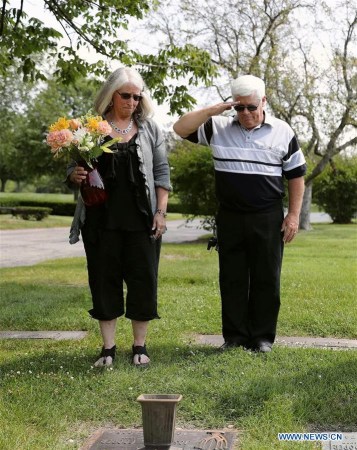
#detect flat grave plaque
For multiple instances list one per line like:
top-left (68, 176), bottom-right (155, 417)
top-left (0, 331), bottom-right (87, 340)
top-left (194, 334), bottom-right (357, 350)
top-left (85, 428), bottom-right (237, 450)
top-left (321, 432), bottom-right (357, 450)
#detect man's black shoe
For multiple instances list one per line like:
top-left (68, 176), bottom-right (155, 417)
top-left (254, 340), bottom-right (273, 353)
top-left (219, 341), bottom-right (238, 351)
top-left (219, 340), bottom-right (247, 351)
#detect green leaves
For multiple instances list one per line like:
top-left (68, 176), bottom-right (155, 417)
top-left (313, 157), bottom-right (357, 224)
top-left (169, 141), bottom-right (217, 218)
top-left (0, 1), bottom-right (145, 82)
top-left (0, 1), bottom-right (217, 113)
top-left (137, 44), bottom-right (217, 114)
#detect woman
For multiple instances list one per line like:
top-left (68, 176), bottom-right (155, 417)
top-left (67, 67), bottom-right (171, 367)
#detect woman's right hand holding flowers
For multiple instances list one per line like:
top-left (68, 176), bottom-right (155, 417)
top-left (70, 166), bottom-right (87, 185)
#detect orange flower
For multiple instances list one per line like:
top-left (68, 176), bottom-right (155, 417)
top-left (49, 117), bottom-right (70, 132)
top-left (68, 119), bottom-right (81, 130)
top-left (85, 116), bottom-right (102, 132)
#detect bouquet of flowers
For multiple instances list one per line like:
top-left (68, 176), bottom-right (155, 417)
top-left (46, 111), bottom-right (119, 168)
top-left (47, 111), bottom-right (120, 207)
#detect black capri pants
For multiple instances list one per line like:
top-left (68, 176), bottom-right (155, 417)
top-left (82, 228), bottom-right (161, 322)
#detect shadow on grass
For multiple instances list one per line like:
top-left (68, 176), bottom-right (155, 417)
top-left (1, 340), bottom-right (356, 433)
top-left (0, 340), bottom-right (219, 375)
top-left (211, 347), bottom-right (357, 432)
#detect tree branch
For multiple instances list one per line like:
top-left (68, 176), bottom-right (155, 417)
top-left (336, 136), bottom-right (357, 153)
top-left (0, 0), bottom-right (7, 36)
top-left (342, 12), bottom-right (356, 95)
top-left (43, 0), bottom-right (111, 56)
top-left (14, 0), bottom-right (24, 30)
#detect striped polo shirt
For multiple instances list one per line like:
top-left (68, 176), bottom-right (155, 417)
top-left (186, 113), bottom-right (306, 212)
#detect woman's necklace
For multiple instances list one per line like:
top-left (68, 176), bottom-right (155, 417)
top-left (109, 118), bottom-right (134, 135)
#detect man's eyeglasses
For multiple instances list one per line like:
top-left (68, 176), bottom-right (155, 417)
top-left (234, 104), bottom-right (259, 112)
top-left (116, 92), bottom-right (143, 102)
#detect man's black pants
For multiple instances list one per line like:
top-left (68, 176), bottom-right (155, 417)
top-left (217, 206), bottom-right (284, 346)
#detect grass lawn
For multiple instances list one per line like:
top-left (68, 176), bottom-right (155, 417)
top-left (0, 192), bottom-right (75, 203)
top-left (0, 214), bottom-right (74, 230)
top-left (0, 224), bottom-right (356, 449)
top-left (0, 212), bottom-right (186, 230)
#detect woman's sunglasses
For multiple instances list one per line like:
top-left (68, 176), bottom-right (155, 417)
top-left (234, 104), bottom-right (259, 112)
top-left (116, 92), bottom-right (143, 102)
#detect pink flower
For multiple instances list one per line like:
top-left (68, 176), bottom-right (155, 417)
top-left (97, 120), bottom-right (112, 135)
top-left (46, 129), bottom-right (74, 151)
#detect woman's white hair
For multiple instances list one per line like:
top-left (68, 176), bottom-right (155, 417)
top-left (231, 74), bottom-right (265, 100)
top-left (94, 67), bottom-right (154, 120)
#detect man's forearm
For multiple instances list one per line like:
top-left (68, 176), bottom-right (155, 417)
top-left (173, 101), bottom-right (238, 138)
top-left (288, 177), bottom-right (305, 217)
top-left (173, 108), bottom-right (213, 138)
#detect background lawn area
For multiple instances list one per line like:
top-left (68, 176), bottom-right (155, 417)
top-left (0, 212), bottom-right (185, 230)
top-left (0, 224), bottom-right (356, 449)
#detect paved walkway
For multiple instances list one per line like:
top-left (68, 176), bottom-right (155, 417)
top-left (0, 219), bottom-right (206, 268)
top-left (0, 213), bottom-right (331, 268)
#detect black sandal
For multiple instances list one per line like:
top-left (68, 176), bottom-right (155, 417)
top-left (94, 345), bottom-right (116, 367)
top-left (132, 345), bottom-right (150, 367)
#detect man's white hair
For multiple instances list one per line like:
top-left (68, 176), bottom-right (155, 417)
top-left (231, 75), bottom-right (265, 99)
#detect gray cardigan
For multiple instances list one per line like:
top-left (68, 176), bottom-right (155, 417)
top-left (68, 118), bottom-right (171, 244)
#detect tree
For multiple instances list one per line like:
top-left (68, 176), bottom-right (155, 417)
top-left (0, 72), bottom-right (101, 192)
top-left (313, 157), bottom-right (357, 224)
top-left (169, 140), bottom-right (216, 229)
top-left (0, 0), bottom-right (216, 114)
top-left (296, 3), bottom-right (357, 229)
top-left (0, 0), bottom-right (150, 82)
top-left (0, 66), bottom-right (33, 191)
top-left (0, 125), bottom-right (17, 192)
top-left (145, 0), bottom-right (357, 229)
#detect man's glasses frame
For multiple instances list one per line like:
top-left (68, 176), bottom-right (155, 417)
top-left (234, 103), bottom-right (260, 112)
top-left (116, 91), bottom-right (143, 102)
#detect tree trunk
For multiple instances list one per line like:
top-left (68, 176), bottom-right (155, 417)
top-left (300, 181), bottom-right (313, 230)
top-left (0, 178), bottom-right (6, 192)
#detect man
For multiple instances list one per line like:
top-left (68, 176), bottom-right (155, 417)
top-left (173, 75), bottom-right (306, 353)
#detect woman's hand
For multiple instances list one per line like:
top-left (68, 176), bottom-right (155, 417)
top-left (152, 210), bottom-right (167, 239)
top-left (69, 166), bottom-right (87, 185)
